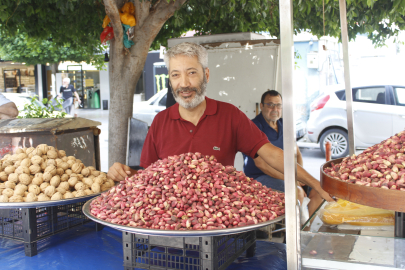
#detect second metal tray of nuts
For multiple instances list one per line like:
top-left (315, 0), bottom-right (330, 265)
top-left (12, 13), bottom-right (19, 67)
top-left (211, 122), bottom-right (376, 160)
top-left (82, 196), bottom-right (285, 237)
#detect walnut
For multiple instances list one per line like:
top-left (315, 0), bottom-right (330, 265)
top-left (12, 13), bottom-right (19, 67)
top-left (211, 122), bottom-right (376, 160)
top-left (0, 183), bottom-right (5, 189)
top-left (4, 181), bottom-right (16, 189)
top-left (44, 185), bottom-right (56, 197)
top-left (75, 182), bottom-right (86, 191)
top-left (70, 173), bottom-right (78, 178)
top-left (32, 174), bottom-right (43, 186)
top-left (68, 177), bottom-right (78, 188)
top-left (71, 163), bottom-right (83, 174)
top-left (72, 191), bottom-right (77, 196)
top-left (101, 184), bottom-right (110, 192)
top-left (91, 182), bottom-right (101, 193)
top-left (40, 182), bottom-right (50, 192)
top-left (59, 182), bottom-right (70, 191)
top-left (61, 157), bottom-right (68, 162)
top-left (84, 189), bottom-right (93, 195)
top-left (65, 169), bottom-right (73, 176)
top-left (66, 160), bottom-right (75, 169)
top-left (50, 175), bottom-right (61, 187)
top-left (19, 173), bottom-right (31, 185)
top-left (47, 150), bottom-right (58, 159)
top-left (107, 179), bottom-right (115, 187)
top-left (32, 148), bottom-right (43, 156)
top-left (91, 170), bottom-right (100, 177)
top-left (56, 187), bottom-right (67, 195)
top-left (9, 195), bottom-right (24, 202)
top-left (28, 185), bottom-right (41, 195)
top-left (25, 193), bottom-right (37, 202)
top-left (76, 159), bottom-right (82, 164)
top-left (63, 192), bottom-right (74, 199)
top-left (83, 178), bottom-right (93, 187)
top-left (76, 174), bottom-right (84, 181)
top-left (20, 158), bottom-right (31, 167)
top-left (15, 166), bottom-right (30, 175)
top-left (44, 165), bottom-right (57, 176)
top-left (58, 162), bottom-right (69, 171)
top-left (55, 158), bottom-right (63, 167)
top-left (36, 144), bottom-right (49, 154)
top-left (40, 162), bottom-right (47, 171)
top-left (59, 150), bottom-right (66, 157)
top-left (60, 174), bottom-right (69, 182)
top-left (0, 172), bottom-right (7, 182)
top-left (15, 148), bottom-right (25, 154)
top-left (56, 168), bottom-right (64, 176)
top-left (2, 188), bottom-right (14, 197)
top-left (0, 195), bottom-right (9, 202)
top-left (38, 193), bottom-right (50, 201)
top-left (13, 187), bottom-right (25, 196)
top-left (41, 155), bottom-right (48, 162)
top-left (51, 192), bottom-right (63, 200)
top-left (75, 190), bottom-right (86, 197)
top-left (16, 184), bottom-right (28, 191)
top-left (28, 164), bottom-right (40, 175)
top-left (16, 153), bottom-right (28, 160)
top-left (2, 160), bottom-right (13, 170)
top-left (46, 159), bottom-right (56, 166)
top-left (48, 146), bottom-right (56, 152)
top-left (8, 173), bottom-right (19, 183)
top-left (43, 172), bottom-right (52, 182)
top-left (4, 165), bottom-right (16, 175)
top-left (31, 155), bottom-right (43, 165)
top-left (26, 147), bottom-right (35, 156)
top-left (14, 160), bottom-right (21, 167)
top-left (67, 156), bottom-right (76, 161)
top-left (94, 177), bottom-right (104, 185)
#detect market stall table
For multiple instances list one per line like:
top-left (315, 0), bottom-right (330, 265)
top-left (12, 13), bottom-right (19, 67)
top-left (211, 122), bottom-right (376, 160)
top-left (0, 222), bottom-right (287, 270)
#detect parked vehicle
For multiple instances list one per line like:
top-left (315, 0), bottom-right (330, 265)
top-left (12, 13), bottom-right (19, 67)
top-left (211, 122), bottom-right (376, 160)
top-left (2, 93), bottom-right (45, 111)
top-left (133, 88), bottom-right (306, 140)
top-left (133, 89), bottom-right (167, 126)
top-left (307, 84), bottom-right (405, 158)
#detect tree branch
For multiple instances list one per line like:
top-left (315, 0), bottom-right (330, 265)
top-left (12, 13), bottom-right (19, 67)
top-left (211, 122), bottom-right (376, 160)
top-left (134, 0), bottom-right (151, 29)
top-left (104, 0), bottom-right (124, 53)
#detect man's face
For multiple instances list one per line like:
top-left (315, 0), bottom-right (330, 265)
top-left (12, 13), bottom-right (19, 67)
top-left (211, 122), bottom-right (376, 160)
top-left (169, 55), bottom-right (210, 109)
top-left (260, 94), bottom-right (282, 123)
top-left (63, 80), bottom-right (69, 87)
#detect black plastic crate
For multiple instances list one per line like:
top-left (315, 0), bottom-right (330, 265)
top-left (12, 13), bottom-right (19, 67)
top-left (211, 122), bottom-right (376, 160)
top-left (0, 201), bottom-right (102, 256)
top-left (122, 230), bottom-right (256, 270)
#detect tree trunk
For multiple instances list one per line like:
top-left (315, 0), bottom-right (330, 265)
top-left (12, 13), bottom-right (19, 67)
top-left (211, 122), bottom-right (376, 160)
top-left (106, 0), bottom-right (187, 168)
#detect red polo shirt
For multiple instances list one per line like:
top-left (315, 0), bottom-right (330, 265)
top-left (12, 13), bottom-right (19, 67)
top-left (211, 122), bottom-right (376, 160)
top-left (140, 97), bottom-right (269, 168)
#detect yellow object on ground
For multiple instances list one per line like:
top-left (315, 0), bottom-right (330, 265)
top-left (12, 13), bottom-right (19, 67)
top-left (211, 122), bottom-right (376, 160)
top-left (320, 199), bottom-right (395, 226)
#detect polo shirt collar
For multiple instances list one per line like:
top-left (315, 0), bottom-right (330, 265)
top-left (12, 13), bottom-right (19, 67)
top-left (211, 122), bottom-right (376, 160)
top-left (169, 96), bottom-right (217, 120)
top-left (258, 113), bottom-right (282, 130)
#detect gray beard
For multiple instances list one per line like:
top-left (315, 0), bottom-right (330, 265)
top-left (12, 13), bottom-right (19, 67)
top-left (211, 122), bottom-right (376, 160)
top-left (173, 77), bottom-right (207, 109)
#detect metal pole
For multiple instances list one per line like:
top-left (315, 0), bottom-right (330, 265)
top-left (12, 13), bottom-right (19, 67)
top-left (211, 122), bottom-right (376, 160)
top-left (339, 0), bottom-right (356, 156)
top-left (279, 0), bottom-right (299, 269)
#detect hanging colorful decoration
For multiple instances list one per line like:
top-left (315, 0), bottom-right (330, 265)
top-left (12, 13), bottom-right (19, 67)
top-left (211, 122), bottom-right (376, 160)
top-left (100, 2), bottom-right (136, 48)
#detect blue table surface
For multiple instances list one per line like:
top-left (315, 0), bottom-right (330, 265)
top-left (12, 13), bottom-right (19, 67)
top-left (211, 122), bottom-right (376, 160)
top-left (0, 222), bottom-right (287, 270)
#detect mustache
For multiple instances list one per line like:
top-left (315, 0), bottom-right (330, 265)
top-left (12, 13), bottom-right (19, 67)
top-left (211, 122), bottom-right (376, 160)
top-left (175, 87), bottom-right (198, 94)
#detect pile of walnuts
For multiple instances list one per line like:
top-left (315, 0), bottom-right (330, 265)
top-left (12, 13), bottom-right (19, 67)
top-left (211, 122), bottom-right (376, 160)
top-left (0, 144), bottom-right (114, 203)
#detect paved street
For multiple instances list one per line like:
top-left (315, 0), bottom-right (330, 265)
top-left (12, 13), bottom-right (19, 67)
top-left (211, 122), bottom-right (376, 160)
top-left (76, 108), bottom-right (329, 180)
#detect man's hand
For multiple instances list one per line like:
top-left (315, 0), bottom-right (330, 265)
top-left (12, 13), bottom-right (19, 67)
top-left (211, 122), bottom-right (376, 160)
top-left (317, 189), bottom-right (335, 202)
top-left (107, 162), bottom-right (137, 182)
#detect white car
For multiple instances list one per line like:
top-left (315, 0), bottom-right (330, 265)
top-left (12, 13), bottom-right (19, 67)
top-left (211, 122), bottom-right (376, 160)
top-left (2, 93), bottom-right (45, 111)
top-left (307, 84), bottom-right (405, 158)
top-left (133, 89), bottom-right (167, 126)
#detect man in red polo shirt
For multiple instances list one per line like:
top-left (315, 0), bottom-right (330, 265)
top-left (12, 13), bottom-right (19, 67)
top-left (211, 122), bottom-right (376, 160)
top-left (107, 42), bottom-right (334, 203)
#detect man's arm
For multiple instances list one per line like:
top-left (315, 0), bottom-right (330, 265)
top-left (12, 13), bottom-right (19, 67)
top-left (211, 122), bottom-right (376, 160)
top-left (73, 89), bottom-right (81, 103)
top-left (0, 102), bottom-right (18, 119)
top-left (254, 145), bottom-right (303, 180)
top-left (256, 142), bottom-right (334, 202)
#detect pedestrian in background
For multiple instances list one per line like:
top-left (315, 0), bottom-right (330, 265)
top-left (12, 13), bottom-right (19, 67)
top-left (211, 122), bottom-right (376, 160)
top-left (57, 78), bottom-right (81, 115)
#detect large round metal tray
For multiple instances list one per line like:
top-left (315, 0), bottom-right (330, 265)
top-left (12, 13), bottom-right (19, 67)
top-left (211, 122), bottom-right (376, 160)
top-left (0, 192), bottom-right (103, 209)
top-left (82, 196), bottom-right (285, 237)
top-left (321, 158), bottom-right (405, 212)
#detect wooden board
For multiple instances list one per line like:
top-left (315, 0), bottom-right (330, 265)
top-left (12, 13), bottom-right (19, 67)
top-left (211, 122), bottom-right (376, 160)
top-left (321, 158), bottom-right (405, 212)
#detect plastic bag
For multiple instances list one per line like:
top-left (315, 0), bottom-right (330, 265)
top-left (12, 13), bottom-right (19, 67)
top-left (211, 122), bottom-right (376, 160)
top-left (319, 199), bottom-right (394, 226)
top-left (100, 26), bottom-right (114, 44)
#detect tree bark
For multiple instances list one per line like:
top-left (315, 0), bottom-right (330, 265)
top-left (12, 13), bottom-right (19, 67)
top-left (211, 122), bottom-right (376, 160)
top-left (106, 0), bottom-right (187, 168)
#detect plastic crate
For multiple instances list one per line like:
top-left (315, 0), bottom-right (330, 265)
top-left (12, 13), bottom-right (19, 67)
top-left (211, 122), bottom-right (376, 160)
top-left (122, 230), bottom-right (256, 270)
top-left (0, 201), bottom-right (102, 256)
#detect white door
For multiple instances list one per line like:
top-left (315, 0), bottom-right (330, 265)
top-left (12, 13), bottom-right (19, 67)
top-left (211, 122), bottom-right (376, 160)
top-left (352, 87), bottom-right (393, 146)
top-left (392, 87), bottom-right (405, 135)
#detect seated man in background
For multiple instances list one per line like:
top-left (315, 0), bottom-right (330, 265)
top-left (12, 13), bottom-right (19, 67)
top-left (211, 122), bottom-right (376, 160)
top-left (0, 93), bottom-right (18, 119)
top-left (243, 90), bottom-right (322, 219)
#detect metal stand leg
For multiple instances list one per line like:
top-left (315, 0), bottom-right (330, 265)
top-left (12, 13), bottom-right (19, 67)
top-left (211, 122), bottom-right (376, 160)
top-left (22, 208), bottom-right (37, 257)
top-left (122, 231), bottom-right (135, 270)
top-left (95, 223), bottom-right (104, 231)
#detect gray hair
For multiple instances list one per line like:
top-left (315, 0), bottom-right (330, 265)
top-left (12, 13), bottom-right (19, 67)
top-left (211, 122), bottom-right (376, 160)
top-left (164, 42), bottom-right (208, 71)
top-left (63, 78), bottom-right (70, 84)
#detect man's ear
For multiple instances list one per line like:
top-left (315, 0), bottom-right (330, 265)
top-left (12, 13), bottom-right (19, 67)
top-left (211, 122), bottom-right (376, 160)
top-left (205, 68), bottom-right (210, 83)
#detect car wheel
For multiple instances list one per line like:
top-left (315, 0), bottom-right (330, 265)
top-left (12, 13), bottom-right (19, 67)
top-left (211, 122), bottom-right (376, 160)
top-left (320, 129), bottom-right (349, 159)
